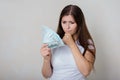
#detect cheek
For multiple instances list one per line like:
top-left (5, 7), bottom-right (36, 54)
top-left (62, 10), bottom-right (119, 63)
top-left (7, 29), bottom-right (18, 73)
top-left (72, 26), bottom-right (77, 33)
top-left (61, 24), bottom-right (66, 32)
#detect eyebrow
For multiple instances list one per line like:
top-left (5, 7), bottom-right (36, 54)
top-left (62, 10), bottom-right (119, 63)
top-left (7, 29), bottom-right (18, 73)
top-left (61, 20), bottom-right (75, 22)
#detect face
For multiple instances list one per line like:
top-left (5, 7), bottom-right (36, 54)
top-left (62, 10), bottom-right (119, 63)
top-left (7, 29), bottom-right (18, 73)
top-left (61, 15), bottom-right (77, 36)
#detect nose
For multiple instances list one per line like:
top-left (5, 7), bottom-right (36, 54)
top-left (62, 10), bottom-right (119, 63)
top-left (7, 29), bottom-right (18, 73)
top-left (65, 23), bottom-right (70, 33)
top-left (67, 23), bottom-right (70, 29)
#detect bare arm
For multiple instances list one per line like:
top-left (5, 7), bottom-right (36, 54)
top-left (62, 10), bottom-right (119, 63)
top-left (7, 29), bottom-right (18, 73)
top-left (42, 58), bottom-right (53, 78)
top-left (63, 33), bottom-right (95, 77)
top-left (40, 44), bottom-right (53, 78)
top-left (69, 43), bottom-right (95, 77)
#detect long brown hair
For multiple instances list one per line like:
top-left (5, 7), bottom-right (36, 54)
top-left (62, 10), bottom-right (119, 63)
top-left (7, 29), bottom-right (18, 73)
top-left (57, 4), bottom-right (96, 58)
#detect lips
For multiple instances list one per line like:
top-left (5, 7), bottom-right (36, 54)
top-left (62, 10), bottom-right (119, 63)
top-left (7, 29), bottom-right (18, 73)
top-left (66, 30), bottom-right (71, 33)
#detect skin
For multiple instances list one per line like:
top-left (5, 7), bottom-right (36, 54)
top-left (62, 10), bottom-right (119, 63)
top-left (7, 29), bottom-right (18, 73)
top-left (40, 15), bottom-right (95, 78)
top-left (61, 15), bottom-right (78, 40)
top-left (40, 44), bottom-right (52, 78)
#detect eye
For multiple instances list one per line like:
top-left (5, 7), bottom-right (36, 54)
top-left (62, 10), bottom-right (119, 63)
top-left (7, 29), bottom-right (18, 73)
top-left (69, 21), bottom-right (75, 24)
top-left (62, 21), bottom-right (66, 24)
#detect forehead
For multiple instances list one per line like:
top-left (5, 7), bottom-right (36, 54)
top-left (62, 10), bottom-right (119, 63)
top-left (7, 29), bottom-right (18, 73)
top-left (62, 15), bottom-right (75, 21)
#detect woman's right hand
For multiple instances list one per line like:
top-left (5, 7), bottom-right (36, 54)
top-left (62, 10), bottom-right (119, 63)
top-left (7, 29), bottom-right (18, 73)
top-left (40, 44), bottom-right (52, 62)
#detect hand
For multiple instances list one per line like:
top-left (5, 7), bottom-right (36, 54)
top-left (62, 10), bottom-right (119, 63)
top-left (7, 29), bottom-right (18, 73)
top-left (40, 44), bottom-right (52, 61)
top-left (62, 33), bottom-right (75, 47)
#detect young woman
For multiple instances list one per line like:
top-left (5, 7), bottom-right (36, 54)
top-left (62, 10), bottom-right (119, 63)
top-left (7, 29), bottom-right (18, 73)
top-left (40, 4), bottom-right (96, 80)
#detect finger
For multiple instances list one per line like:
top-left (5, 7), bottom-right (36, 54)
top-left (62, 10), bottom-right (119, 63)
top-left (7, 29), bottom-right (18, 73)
top-left (40, 47), bottom-right (49, 56)
top-left (40, 44), bottom-right (48, 51)
top-left (40, 45), bottom-right (47, 53)
top-left (42, 44), bottom-right (48, 48)
top-left (65, 33), bottom-right (71, 36)
top-left (41, 50), bottom-right (49, 56)
top-left (41, 47), bottom-right (50, 54)
top-left (44, 50), bottom-right (51, 56)
top-left (45, 47), bottom-right (51, 51)
top-left (65, 33), bottom-right (72, 39)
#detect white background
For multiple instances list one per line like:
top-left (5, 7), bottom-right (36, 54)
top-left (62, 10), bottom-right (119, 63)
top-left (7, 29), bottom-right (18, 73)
top-left (0, 0), bottom-right (120, 80)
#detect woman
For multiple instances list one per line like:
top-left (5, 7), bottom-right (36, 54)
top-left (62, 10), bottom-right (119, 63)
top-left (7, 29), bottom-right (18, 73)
top-left (40, 4), bottom-right (96, 80)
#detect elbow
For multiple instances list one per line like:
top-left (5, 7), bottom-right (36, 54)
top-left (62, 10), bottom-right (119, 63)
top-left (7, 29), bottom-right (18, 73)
top-left (42, 71), bottom-right (52, 79)
top-left (82, 63), bottom-right (93, 77)
top-left (43, 75), bottom-right (51, 79)
top-left (82, 71), bottom-right (90, 77)
top-left (80, 67), bottom-right (92, 77)
top-left (42, 73), bottom-right (52, 79)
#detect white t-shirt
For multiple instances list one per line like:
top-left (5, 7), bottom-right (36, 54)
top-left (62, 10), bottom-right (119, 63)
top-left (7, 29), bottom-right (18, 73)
top-left (50, 42), bottom-right (86, 80)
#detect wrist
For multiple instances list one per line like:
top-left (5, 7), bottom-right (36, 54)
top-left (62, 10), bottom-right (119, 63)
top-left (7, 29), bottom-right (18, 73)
top-left (44, 59), bottom-right (50, 63)
top-left (44, 56), bottom-right (51, 62)
top-left (69, 42), bottom-right (76, 48)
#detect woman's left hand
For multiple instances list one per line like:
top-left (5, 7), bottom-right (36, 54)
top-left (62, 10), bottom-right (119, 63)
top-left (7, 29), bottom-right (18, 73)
top-left (62, 33), bottom-right (75, 47)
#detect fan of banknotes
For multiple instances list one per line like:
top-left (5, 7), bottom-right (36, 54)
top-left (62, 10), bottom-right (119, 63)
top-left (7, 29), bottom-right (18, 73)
top-left (41, 25), bottom-right (65, 49)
